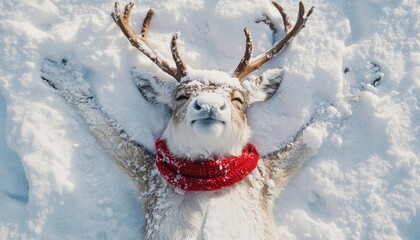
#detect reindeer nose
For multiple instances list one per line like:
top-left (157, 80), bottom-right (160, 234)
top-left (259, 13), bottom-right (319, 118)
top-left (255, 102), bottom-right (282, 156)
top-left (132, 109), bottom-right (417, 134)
top-left (193, 93), bottom-right (227, 113)
top-left (193, 101), bottom-right (202, 111)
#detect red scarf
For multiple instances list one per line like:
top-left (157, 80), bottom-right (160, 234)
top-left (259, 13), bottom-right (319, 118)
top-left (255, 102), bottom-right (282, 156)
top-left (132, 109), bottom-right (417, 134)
top-left (155, 139), bottom-right (259, 191)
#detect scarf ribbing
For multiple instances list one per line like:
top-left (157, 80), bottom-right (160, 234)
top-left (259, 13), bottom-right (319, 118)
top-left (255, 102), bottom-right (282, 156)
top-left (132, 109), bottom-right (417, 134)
top-left (155, 139), bottom-right (259, 191)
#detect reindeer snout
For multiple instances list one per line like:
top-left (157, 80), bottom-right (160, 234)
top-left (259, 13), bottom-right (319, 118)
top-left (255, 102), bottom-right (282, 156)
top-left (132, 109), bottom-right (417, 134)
top-left (189, 93), bottom-right (229, 121)
top-left (194, 95), bottom-right (226, 112)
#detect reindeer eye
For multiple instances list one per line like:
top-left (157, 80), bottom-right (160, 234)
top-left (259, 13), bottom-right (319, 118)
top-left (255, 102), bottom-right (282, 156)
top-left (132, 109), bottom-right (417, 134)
top-left (176, 95), bottom-right (189, 101)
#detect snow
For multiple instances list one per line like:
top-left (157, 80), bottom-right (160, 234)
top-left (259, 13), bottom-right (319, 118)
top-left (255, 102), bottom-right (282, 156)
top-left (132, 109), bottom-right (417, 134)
top-left (0, 0), bottom-right (418, 239)
top-left (302, 123), bottom-right (328, 150)
top-left (182, 69), bottom-right (242, 89)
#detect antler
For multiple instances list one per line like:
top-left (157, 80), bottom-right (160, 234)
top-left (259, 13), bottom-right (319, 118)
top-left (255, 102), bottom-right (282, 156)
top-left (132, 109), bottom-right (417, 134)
top-left (233, 1), bottom-right (314, 80)
top-left (111, 1), bottom-right (187, 81)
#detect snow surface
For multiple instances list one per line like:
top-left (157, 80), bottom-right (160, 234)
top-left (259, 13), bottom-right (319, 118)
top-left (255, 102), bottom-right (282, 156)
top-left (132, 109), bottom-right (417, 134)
top-left (0, 0), bottom-right (419, 239)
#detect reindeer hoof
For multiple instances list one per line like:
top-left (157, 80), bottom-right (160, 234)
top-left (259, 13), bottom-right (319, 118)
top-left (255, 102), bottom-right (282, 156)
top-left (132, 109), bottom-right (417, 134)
top-left (369, 62), bottom-right (383, 87)
top-left (344, 61), bottom-right (384, 88)
top-left (41, 58), bottom-right (94, 105)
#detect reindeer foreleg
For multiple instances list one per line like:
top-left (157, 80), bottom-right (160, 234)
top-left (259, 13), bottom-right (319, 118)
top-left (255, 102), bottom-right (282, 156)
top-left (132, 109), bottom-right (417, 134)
top-left (40, 58), bottom-right (159, 194)
top-left (261, 105), bottom-right (329, 197)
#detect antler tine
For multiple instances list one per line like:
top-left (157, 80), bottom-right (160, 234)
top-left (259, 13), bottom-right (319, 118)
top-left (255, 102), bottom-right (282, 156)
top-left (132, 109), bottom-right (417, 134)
top-left (123, 2), bottom-right (134, 19)
top-left (141, 9), bottom-right (154, 40)
top-left (171, 32), bottom-right (187, 80)
top-left (111, 2), bottom-right (121, 24)
top-left (233, 1), bottom-right (314, 80)
top-left (233, 28), bottom-right (253, 78)
top-left (272, 1), bottom-right (292, 33)
top-left (111, 1), bottom-right (186, 82)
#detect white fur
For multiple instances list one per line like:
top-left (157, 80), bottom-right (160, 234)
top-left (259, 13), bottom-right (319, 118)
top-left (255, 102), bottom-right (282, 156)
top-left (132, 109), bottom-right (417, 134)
top-left (162, 119), bottom-right (251, 160)
top-left (144, 162), bottom-right (276, 240)
top-left (162, 93), bottom-right (251, 159)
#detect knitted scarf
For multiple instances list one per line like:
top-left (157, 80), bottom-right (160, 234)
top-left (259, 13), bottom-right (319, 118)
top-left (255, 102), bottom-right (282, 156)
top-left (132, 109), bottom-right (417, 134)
top-left (155, 139), bottom-right (259, 191)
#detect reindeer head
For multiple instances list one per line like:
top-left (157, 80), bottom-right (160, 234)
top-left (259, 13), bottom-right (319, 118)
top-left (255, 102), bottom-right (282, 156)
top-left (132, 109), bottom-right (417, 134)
top-left (112, 1), bottom-right (313, 160)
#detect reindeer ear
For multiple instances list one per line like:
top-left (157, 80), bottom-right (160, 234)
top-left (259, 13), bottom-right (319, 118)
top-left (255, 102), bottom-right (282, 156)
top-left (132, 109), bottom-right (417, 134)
top-left (131, 71), bottom-right (178, 106)
top-left (241, 68), bottom-right (284, 104)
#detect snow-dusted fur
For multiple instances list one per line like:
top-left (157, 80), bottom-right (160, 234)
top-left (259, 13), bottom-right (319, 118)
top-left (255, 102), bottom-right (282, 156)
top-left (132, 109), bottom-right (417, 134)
top-left (41, 59), bottom-right (319, 240)
top-left (144, 170), bottom-right (273, 239)
top-left (162, 87), bottom-right (251, 159)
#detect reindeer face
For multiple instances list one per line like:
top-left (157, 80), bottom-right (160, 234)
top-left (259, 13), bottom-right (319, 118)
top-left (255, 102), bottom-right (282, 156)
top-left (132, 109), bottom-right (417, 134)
top-left (168, 81), bottom-right (247, 159)
top-left (173, 82), bottom-right (244, 138)
top-left (135, 69), bottom-right (283, 160)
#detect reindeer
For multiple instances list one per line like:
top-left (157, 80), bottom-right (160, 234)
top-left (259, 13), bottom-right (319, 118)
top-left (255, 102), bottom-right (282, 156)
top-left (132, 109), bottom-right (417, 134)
top-left (41, 1), bottom-right (317, 239)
